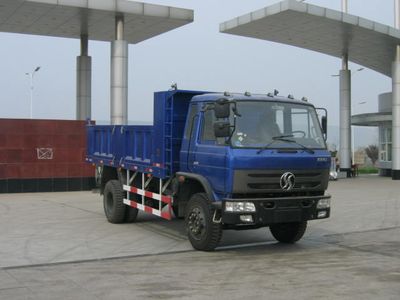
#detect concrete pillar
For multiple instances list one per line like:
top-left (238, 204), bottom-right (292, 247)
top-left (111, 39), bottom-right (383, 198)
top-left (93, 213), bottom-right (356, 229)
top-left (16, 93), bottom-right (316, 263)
top-left (392, 48), bottom-right (400, 180)
top-left (110, 15), bottom-right (128, 125)
top-left (341, 0), bottom-right (348, 13)
top-left (392, 0), bottom-right (400, 180)
top-left (339, 56), bottom-right (352, 175)
top-left (76, 34), bottom-right (92, 120)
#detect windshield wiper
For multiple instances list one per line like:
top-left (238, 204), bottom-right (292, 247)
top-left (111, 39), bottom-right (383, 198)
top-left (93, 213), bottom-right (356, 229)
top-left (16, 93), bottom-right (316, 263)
top-left (275, 138), bottom-right (315, 154)
top-left (272, 134), bottom-right (294, 140)
top-left (257, 135), bottom-right (315, 154)
top-left (256, 135), bottom-right (292, 154)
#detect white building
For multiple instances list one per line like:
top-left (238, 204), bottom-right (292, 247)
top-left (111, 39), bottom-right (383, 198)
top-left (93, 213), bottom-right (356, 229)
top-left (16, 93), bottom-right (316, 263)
top-left (352, 93), bottom-right (393, 176)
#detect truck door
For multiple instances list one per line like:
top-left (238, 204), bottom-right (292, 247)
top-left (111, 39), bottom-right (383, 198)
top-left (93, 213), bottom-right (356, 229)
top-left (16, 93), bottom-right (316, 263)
top-left (188, 109), bottom-right (227, 193)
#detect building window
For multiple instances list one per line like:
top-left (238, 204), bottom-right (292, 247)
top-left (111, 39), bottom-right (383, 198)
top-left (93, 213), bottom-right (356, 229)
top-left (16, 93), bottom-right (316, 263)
top-left (379, 126), bottom-right (392, 162)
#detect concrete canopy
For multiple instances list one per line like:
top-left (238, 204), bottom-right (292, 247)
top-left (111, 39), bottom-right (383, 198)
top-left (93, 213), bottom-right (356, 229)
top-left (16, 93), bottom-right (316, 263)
top-left (352, 112), bottom-right (392, 127)
top-left (220, 0), bottom-right (400, 77)
top-left (0, 0), bottom-right (193, 44)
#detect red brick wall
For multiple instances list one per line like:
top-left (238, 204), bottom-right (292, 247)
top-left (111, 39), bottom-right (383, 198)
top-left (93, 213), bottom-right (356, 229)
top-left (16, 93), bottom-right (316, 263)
top-left (0, 119), bottom-right (95, 192)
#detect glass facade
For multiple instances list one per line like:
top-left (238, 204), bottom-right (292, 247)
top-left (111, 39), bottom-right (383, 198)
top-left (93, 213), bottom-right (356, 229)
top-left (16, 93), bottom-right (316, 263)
top-left (379, 126), bottom-right (392, 162)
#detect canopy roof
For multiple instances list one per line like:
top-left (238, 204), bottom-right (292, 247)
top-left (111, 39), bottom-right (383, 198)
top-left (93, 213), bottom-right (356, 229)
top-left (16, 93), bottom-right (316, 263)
top-left (220, 0), bottom-right (400, 77)
top-left (352, 112), bottom-right (392, 126)
top-left (0, 0), bottom-right (193, 43)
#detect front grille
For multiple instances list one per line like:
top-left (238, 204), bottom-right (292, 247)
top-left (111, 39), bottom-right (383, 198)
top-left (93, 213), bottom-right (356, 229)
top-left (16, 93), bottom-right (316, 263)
top-left (248, 181), bottom-right (320, 190)
top-left (233, 169), bottom-right (329, 194)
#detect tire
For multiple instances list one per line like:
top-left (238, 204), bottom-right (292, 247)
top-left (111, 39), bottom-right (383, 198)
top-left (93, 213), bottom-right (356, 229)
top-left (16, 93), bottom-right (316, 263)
top-left (269, 221), bottom-right (307, 243)
top-left (103, 180), bottom-right (126, 224)
top-left (124, 206), bottom-right (139, 223)
top-left (185, 193), bottom-right (222, 251)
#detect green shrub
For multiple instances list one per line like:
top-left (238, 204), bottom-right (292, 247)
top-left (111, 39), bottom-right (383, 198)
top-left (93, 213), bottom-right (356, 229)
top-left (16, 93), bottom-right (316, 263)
top-left (358, 166), bottom-right (379, 174)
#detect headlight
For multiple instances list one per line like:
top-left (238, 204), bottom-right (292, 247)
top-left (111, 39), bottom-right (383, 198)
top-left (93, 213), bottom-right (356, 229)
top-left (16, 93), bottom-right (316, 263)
top-left (317, 199), bottom-right (330, 209)
top-left (225, 201), bottom-right (256, 212)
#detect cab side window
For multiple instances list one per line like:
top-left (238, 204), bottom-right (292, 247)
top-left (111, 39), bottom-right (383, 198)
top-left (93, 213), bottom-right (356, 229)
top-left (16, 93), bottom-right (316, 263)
top-left (184, 104), bottom-right (197, 139)
top-left (201, 109), bottom-right (216, 142)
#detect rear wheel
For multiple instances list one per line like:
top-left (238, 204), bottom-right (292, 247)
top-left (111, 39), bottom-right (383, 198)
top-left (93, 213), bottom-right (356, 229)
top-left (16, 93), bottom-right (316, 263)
top-left (103, 180), bottom-right (126, 224)
top-left (269, 221), bottom-right (307, 243)
top-left (185, 193), bottom-right (222, 251)
top-left (124, 206), bottom-right (139, 223)
top-left (124, 193), bottom-right (139, 223)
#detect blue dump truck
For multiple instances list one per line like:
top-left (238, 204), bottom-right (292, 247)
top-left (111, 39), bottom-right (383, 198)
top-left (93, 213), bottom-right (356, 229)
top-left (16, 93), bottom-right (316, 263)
top-left (86, 89), bottom-right (331, 251)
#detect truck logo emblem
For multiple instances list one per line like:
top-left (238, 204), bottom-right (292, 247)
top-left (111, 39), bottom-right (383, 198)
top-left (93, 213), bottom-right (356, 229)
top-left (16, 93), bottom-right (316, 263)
top-left (280, 172), bottom-right (295, 191)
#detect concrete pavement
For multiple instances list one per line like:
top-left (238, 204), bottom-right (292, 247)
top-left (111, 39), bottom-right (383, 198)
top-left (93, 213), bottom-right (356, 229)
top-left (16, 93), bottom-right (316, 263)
top-left (0, 175), bottom-right (399, 299)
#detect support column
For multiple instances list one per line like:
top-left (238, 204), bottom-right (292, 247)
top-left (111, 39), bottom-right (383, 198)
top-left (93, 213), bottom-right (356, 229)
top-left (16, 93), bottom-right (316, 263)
top-left (341, 0), bottom-right (348, 13)
top-left (339, 55), bottom-right (352, 176)
top-left (392, 57), bottom-right (400, 179)
top-left (392, 0), bottom-right (400, 179)
top-left (76, 34), bottom-right (92, 120)
top-left (110, 15), bottom-right (128, 125)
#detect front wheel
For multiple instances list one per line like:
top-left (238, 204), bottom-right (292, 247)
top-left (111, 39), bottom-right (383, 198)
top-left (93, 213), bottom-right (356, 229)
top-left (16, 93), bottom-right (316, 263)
top-left (269, 221), bottom-right (307, 243)
top-left (185, 193), bottom-right (222, 251)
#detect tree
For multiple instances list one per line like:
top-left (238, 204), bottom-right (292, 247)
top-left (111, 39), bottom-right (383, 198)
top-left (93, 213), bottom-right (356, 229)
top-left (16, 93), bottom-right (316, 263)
top-left (365, 145), bottom-right (379, 166)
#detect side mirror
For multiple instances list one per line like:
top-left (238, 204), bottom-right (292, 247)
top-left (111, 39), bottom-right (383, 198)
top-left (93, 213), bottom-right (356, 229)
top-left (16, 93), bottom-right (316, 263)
top-left (316, 107), bottom-right (328, 141)
top-left (214, 122), bottom-right (231, 138)
top-left (321, 116), bottom-right (327, 135)
top-left (214, 98), bottom-right (230, 119)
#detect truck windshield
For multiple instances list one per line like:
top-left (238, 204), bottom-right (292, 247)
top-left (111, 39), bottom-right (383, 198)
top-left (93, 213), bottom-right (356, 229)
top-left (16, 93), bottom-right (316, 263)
top-left (231, 101), bottom-right (326, 150)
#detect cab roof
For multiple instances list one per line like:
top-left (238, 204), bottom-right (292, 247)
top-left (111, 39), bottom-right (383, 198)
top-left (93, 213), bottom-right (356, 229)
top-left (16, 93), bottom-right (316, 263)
top-left (191, 92), bottom-right (314, 107)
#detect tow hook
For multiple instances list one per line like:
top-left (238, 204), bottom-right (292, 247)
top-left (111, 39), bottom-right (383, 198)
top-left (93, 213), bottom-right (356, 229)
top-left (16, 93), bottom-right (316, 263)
top-left (213, 209), bottom-right (222, 224)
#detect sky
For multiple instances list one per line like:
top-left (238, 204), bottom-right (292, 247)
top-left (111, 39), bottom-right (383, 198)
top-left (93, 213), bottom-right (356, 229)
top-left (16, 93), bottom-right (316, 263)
top-left (0, 0), bottom-right (395, 148)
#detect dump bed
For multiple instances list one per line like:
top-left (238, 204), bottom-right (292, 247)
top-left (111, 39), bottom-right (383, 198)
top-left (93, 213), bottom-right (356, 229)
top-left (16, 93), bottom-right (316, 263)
top-left (86, 90), bottom-right (207, 178)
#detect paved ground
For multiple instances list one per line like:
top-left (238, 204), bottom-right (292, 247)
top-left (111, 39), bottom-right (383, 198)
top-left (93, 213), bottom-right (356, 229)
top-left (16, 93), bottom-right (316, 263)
top-left (0, 175), bottom-right (399, 299)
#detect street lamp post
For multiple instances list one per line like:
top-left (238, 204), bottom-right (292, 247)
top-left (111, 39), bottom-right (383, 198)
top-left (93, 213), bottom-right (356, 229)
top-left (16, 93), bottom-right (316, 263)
top-left (25, 66), bottom-right (41, 119)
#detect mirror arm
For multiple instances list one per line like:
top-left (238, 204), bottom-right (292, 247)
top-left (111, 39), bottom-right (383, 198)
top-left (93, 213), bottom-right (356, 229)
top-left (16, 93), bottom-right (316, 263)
top-left (226, 114), bottom-right (237, 144)
top-left (232, 102), bottom-right (241, 117)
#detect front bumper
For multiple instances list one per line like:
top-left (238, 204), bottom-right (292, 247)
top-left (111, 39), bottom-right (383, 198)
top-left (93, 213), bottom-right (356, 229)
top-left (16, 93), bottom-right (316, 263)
top-left (218, 195), bottom-right (331, 228)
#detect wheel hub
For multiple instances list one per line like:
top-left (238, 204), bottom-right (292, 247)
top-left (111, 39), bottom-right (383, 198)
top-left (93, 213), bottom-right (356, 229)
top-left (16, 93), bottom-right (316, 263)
top-left (188, 208), bottom-right (204, 236)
